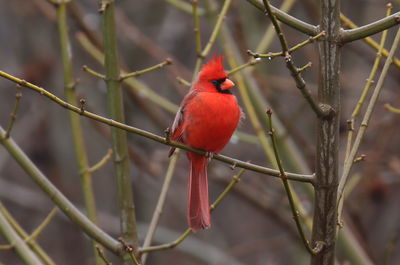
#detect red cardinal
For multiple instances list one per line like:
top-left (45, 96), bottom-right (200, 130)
top-left (169, 56), bottom-right (241, 231)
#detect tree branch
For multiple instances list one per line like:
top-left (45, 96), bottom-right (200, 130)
top-left (259, 0), bottom-right (327, 118)
top-left (245, 0), bottom-right (318, 36)
top-left (0, 204), bottom-right (56, 265)
top-left (266, 109), bottom-right (323, 255)
top-left (141, 150), bottom-right (180, 265)
top-left (0, 126), bottom-right (123, 255)
top-left (337, 25), bottom-right (400, 205)
top-left (99, 0), bottom-right (139, 257)
top-left (0, 208), bottom-right (44, 265)
top-left (341, 11), bottom-right (400, 43)
top-left (0, 70), bottom-right (315, 183)
top-left (311, 0), bottom-right (341, 264)
top-left (56, 2), bottom-right (102, 264)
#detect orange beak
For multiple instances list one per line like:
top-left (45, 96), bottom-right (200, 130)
top-left (220, 78), bottom-right (235, 90)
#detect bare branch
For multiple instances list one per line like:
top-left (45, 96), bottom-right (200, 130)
top-left (0, 71), bottom-right (315, 183)
top-left (341, 12), bottom-right (400, 43)
top-left (245, 0), bottom-right (318, 35)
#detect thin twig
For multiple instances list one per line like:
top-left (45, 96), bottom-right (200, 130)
top-left (266, 109), bottom-right (323, 255)
top-left (192, 0), bottom-right (232, 81)
top-left (343, 6), bottom-right (391, 166)
top-left (385, 103), bottom-right (400, 114)
top-left (82, 65), bottom-right (105, 79)
top-left (245, 0), bottom-right (318, 35)
top-left (26, 208), bottom-right (58, 243)
top-left (0, 70), bottom-right (315, 183)
top-left (0, 210), bottom-right (44, 265)
top-left (165, 0), bottom-right (205, 15)
top-left (86, 148), bottom-right (113, 173)
top-left (118, 238), bottom-right (141, 265)
top-left (340, 13), bottom-right (400, 69)
top-left (261, 0), bottom-right (327, 118)
top-left (141, 150), bottom-right (180, 265)
top-left (209, 168), bottom-right (246, 211)
top-left (176, 77), bottom-right (191, 87)
top-left (338, 25), bottom-right (400, 205)
top-left (255, 0), bottom-right (296, 53)
top-left (139, 228), bottom-right (192, 254)
top-left (139, 169), bottom-right (246, 254)
top-left (248, 31), bottom-right (325, 59)
top-left (0, 243), bottom-right (13, 250)
top-left (227, 58), bottom-right (262, 75)
top-left (344, 119), bottom-right (354, 162)
top-left (120, 59), bottom-right (172, 81)
top-left (76, 32), bottom-right (179, 114)
top-left (4, 85), bottom-right (22, 139)
top-left (0, 203), bottom-right (57, 265)
top-left (96, 245), bottom-right (113, 265)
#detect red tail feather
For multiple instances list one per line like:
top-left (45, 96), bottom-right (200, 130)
top-left (188, 153), bottom-right (210, 232)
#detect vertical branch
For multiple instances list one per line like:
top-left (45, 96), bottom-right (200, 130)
top-left (311, 0), bottom-right (340, 264)
top-left (55, 2), bottom-right (101, 264)
top-left (99, 0), bottom-right (139, 259)
top-left (266, 110), bottom-right (323, 255)
top-left (191, 0), bottom-right (202, 55)
top-left (191, 0), bottom-right (232, 81)
top-left (338, 26), bottom-right (400, 207)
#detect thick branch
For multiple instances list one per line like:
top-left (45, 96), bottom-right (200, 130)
top-left (260, 0), bottom-right (327, 118)
top-left (99, 0), bottom-right (139, 255)
top-left (0, 127), bottom-right (122, 255)
top-left (56, 2), bottom-right (101, 264)
top-left (311, 0), bottom-right (341, 264)
top-left (341, 12), bottom-right (400, 43)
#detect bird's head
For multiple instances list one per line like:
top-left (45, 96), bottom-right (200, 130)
top-left (196, 56), bottom-right (235, 94)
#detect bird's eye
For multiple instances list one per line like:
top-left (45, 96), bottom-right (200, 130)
top-left (211, 78), bottom-right (226, 86)
top-left (211, 77), bottom-right (232, 94)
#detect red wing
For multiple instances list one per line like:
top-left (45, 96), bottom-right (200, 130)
top-left (168, 90), bottom-right (198, 157)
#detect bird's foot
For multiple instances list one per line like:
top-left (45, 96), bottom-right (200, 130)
top-left (205, 152), bottom-right (214, 161)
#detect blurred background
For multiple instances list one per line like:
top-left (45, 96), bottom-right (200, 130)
top-left (0, 0), bottom-right (400, 264)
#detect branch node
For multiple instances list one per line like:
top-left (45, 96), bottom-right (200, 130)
top-left (319, 104), bottom-right (336, 119)
top-left (79, 98), bottom-right (86, 115)
top-left (197, 52), bottom-right (205, 59)
top-left (346, 119), bottom-right (354, 131)
top-left (98, 2), bottom-right (109, 13)
top-left (165, 58), bottom-right (173, 65)
top-left (96, 245), bottom-right (113, 265)
top-left (118, 237), bottom-right (135, 254)
top-left (353, 154), bottom-right (366, 163)
top-left (164, 127), bottom-right (171, 143)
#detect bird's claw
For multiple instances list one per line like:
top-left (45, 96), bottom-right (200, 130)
top-left (205, 152), bottom-right (214, 160)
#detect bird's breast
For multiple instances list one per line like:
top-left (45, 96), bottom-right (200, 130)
top-left (183, 92), bottom-right (240, 153)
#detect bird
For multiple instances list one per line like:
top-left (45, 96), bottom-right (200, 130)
top-left (168, 56), bottom-right (241, 232)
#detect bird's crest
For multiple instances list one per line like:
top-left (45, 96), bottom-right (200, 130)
top-left (198, 56), bottom-right (227, 81)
